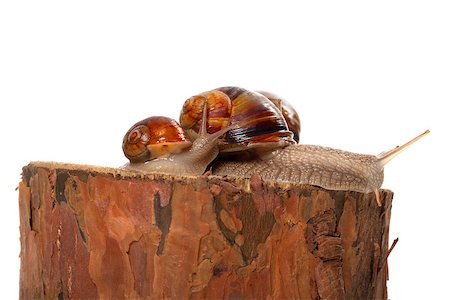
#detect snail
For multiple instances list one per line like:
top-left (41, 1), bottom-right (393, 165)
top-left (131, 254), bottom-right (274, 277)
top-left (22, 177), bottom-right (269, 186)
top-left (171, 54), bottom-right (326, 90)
top-left (121, 87), bottom-right (295, 174)
top-left (121, 111), bottom-right (238, 175)
top-left (178, 87), bottom-right (429, 206)
top-left (122, 86), bottom-right (429, 207)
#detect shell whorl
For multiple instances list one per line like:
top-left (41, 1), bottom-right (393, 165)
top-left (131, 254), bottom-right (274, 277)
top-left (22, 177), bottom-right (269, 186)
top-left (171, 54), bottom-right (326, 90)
top-left (256, 90), bottom-right (301, 143)
top-left (216, 87), bottom-right (294, 144)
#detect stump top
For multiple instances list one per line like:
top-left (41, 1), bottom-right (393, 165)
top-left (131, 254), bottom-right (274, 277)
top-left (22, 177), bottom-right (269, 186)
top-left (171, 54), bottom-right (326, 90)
top-left (24, 161), bottom-right (392, 195)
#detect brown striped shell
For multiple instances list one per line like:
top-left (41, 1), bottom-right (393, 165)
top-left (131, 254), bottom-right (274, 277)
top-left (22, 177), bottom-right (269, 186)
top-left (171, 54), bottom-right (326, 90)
top-left (257, 90), bottom-right (301, 143)
top-left (179, 87), bottom-right (296, 153)
top-left (179, 90), bottom-right (232, 140)
top-left (122, 116), bottom-right (192, 163)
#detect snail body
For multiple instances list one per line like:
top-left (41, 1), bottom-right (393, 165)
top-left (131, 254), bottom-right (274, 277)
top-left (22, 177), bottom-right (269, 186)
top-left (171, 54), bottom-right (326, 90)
top-left (212, 130), bottom-right (430, 205)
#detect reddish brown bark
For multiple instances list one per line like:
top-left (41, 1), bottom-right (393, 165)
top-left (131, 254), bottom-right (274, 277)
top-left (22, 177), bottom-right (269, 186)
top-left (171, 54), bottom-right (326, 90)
top-left (19, 162), bottom-right (393, 299)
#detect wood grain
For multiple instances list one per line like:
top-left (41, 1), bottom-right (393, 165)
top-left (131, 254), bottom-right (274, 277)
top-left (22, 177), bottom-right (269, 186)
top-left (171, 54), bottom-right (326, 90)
top-left (19, 162), bottom-right (393, 299)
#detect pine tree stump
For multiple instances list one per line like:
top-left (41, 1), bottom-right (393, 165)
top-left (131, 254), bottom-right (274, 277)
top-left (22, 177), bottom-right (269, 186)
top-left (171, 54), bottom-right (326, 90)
top-left (19, 162), bottom-right (393, 299)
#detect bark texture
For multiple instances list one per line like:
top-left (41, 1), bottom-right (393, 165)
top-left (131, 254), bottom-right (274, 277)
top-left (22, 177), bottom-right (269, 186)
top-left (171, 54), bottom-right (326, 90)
top-left (19, 162), bottom-right (393, 299)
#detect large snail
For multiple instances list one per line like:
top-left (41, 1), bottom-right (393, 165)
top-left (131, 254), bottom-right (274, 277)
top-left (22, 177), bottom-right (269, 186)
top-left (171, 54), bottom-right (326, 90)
top-left (122, 86), bottom-right (429, 206)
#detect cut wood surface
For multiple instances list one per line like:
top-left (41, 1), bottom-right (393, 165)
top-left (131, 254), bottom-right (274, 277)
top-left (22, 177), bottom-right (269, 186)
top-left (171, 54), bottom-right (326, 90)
top-left (19, 161), bottom-right (393, 299)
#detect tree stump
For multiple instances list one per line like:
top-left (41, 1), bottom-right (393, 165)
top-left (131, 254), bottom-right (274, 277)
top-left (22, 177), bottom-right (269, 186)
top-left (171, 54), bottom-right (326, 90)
top-left (19, 162), bottom-right (393, 299)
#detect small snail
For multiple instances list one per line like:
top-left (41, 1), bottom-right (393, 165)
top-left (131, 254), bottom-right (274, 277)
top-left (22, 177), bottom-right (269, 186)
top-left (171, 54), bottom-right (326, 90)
top-left (121, 111), bottom-right (238, 176)
top-left (179, 87), bottom-right (297, 155)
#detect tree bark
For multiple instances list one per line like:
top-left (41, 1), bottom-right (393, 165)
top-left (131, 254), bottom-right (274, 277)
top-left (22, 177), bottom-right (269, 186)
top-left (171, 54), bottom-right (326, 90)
top-left (19, 161), bottom-right (393, 299)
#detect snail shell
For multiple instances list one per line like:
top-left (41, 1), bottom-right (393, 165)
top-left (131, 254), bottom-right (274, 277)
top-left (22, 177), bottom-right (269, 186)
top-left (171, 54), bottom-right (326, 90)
top-left (179, 90), bottom-right (232, 140)
top-left (256, 90), bottom-right (301, 143)
top-left (123, 116), bottom-right (192, 163)
top-left (179, 87), bottom-right (296, 154)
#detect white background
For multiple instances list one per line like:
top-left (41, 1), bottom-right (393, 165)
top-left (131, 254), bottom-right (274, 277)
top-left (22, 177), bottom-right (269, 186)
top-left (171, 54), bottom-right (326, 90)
top-left (1, 1), bottom-right (448, 298)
